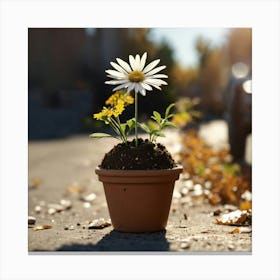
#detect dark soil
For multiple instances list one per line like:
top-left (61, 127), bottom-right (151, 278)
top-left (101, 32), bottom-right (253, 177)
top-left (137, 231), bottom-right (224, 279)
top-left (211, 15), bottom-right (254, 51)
top-left (100, 138), bottom-right (176, 170)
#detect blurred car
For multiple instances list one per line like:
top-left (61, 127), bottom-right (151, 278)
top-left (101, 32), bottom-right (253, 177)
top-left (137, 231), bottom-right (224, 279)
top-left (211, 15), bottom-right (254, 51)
top-left (225, 63), bottom-right (252, 163)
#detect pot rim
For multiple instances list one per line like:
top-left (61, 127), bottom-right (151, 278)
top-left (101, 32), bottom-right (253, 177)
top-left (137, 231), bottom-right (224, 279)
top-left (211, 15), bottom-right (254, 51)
top-left (95, 165), bottom-right (183, 177)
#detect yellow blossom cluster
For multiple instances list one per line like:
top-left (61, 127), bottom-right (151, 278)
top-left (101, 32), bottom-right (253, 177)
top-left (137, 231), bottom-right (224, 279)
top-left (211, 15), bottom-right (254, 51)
top-left (105, 91), bottom-right (134, 107)
top-left (93, 91), bottom-right (133, 120)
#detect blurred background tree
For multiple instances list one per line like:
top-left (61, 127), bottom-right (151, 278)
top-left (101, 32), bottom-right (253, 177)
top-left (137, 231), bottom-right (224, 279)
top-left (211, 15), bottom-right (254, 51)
top-left (28, 28), bottom-right (251, 140)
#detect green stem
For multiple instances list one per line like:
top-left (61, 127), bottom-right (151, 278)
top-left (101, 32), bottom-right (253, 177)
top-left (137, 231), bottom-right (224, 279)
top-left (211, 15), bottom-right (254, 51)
top-left (108, 118), bottom-right (124, 142)
top-left (135, 90), bottom-right (138, 146)
top-left (116, 116), bottom-right (127, 144)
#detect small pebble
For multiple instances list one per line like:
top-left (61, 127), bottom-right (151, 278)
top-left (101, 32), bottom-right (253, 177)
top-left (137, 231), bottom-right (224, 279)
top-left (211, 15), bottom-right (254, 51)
top-left (183, 180), bottom-right (193, 189)
top-left (60, 199), bottom-right (72, 209)
top-left (173, 190), bottom-right (181, 199)
top-left (180, 242), bottom-right (190, 249)
top-left (180, 187), bottom-right (189, 196)
top-left (64, 226), bottom-right (69, 230)
top-left (28, 216), bottom-right (36, 225)
top-left (88, 218), bottom-right (111, 229)
top-left (34, 205), bottom-right (42, 213)
top-left (49, 204), bottom-right (64, 212)
top-left (212, 209), bottom-right (222, 216)
top-left (193, 184), bottom-right (203, 196)
top-left (48, 208), bottom-right (56, 215)
top-left (82, 193), bottom-right (97, 202)
top-left (83, 202), bottom-right (91, 208)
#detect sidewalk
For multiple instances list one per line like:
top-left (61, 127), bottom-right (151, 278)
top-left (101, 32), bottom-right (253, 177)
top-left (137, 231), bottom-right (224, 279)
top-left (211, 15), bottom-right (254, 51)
top-left (28, 122), bottom-right (251, 252)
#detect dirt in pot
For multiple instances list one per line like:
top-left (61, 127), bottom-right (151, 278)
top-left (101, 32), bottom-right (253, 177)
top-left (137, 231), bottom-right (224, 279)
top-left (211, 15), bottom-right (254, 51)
top-left (100, 138), bottom-right (176, 170)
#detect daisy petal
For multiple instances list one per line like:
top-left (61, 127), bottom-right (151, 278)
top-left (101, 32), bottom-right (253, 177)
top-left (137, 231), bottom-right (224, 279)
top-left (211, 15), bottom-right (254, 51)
top-left (139, 52), bottom-right (147, 71)
top-left (129, 55), bottom-right (136, 71)
top-left (105, 70), bottom-right (126, 79)
top-left (152, 84), bottom-right (162, 90)
top-left (147, 74), bottom-right (168, 79)
top-left (143, 59), bottom-right (160, 74)
top-left (140, 88), bottom-right (146, 96)
top-left (145, 78), bottom-right (168, 86)
top-left (113, 82), bottom-right (130, 92)
top-left (105, 79), bottom-right (128, 85)
top-left (127, 83), bottom-right (135, 93)
top-left (107, 74), bottom-right (124, 79)
top-left (134, 83), bottom-right (140, 94)
top-left (115, 59), bottom-right (131, 73)
top-left (116, 58), bottom-right (132, 73)
top-left (110, 62), bottom-right (128, 74)
top-left (144, 81), bottom-right (163, 90)
top-left (141, 82), bottom-right (153, 91)
top-left (135, 54), bottom-right (141, 70)
top-left (145, 65), bottom-right (166, 76)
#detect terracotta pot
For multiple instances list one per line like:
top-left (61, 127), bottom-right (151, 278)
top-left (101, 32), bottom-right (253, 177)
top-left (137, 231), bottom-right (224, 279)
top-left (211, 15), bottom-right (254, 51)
top-left (95, 166), bottom-right (183, 233)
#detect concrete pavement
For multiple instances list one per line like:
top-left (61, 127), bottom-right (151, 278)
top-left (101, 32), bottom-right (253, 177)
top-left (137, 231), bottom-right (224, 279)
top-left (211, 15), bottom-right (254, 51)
top-left (28, 122), bottom-right (252, 252)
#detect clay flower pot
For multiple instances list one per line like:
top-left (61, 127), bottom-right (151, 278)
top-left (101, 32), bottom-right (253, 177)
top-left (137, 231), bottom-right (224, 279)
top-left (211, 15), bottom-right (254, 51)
top-left (95, 166), bottom-right (183, 233)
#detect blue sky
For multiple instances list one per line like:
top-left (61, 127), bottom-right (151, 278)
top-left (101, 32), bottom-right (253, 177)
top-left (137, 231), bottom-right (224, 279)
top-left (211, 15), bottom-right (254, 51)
top-left (149, 28), bottom-right (229, 68)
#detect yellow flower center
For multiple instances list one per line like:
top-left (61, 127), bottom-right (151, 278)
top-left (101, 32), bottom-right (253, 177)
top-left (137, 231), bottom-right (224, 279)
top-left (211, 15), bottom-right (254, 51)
top-left (128, 70), bottom-right (145, 83)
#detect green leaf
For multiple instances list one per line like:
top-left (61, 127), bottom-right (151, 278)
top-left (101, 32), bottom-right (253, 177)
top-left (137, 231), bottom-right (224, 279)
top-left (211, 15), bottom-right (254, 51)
top-left (153, 111), bottom-right (161, 124)
top-left (223, 163), bottom-right (240, 175)
top-left (147, 120), bottom-right (159, 131)
top-left (139, 123), bottom-right (151, 134)
top-left (126, 118), bottom-right (135, 129)
top-left (120, 123), bottom-right (127, 134)
top-left (163, 121), bottom-right (177, 128)
top-left (165, 103), bottom-right (175, 118)
top-left (151, 130), bottom-right (165, 137)
top-left (89, 133), bottom-right (112, 139)
top-left (166, 114), bottom-right (174, 119)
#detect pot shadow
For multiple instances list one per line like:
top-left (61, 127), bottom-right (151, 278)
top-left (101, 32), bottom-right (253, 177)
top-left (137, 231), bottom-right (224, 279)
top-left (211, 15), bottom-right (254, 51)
top-left (57, 229), bottom-right (170, 252)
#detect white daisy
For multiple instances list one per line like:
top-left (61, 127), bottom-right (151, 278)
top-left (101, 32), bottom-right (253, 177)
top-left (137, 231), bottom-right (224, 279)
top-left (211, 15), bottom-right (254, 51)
top-left (105, 52), bottom-right (168, 96)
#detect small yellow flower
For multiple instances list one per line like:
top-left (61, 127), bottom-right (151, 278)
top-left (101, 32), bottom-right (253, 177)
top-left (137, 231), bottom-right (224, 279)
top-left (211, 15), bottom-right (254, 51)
top-left (105, 91), bottom-right (134, 107)
top-left (112, 100), bottom-right (125, 117)
top-left (93, 107), bottom-right (113, 120)
top-left (93, 111), bottom-right (104, 120)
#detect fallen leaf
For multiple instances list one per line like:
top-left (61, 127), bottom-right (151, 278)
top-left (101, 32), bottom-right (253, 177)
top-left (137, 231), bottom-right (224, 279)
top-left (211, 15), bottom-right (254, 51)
top-left (216, 210), bottom-right (251, 226)
top-left (239, 201), bottom-right (252, 210)
top-left (32, 225), bottom-right (52, 231)
top-left (230, 228), bottom-right (240, 234)
top-left (208, 193), bottom-right (221, 205)
top-left (65, 182), bottom-right (85, 194)
top-left (29, 178), bottom-right (41, 189)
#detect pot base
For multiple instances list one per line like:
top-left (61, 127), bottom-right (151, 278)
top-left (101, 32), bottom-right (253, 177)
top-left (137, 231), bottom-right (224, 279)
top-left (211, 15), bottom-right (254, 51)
top-left (96, 166), bottom-right (183, 233)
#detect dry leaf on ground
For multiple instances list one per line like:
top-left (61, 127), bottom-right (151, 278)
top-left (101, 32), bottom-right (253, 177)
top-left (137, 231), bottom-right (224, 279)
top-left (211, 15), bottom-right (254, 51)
top-left (216, 210), bottom-right (251, 226)
top-left (32, 225), bottom-right (52, 231)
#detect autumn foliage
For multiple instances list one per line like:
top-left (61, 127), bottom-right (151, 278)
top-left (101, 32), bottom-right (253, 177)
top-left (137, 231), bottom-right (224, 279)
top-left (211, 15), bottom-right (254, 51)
top-left (179, 130), bottom-right (251, 209)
